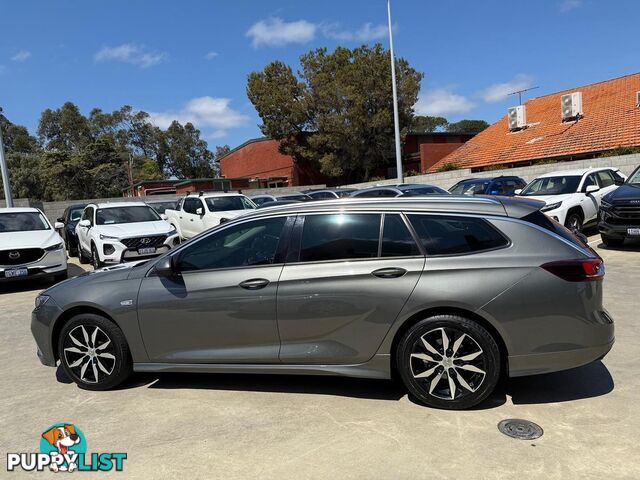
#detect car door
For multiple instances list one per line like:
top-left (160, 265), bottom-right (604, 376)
top-left (276, 212), bottom-right (425, 364)
top-left (137, 215), bottom-right (293, 363)
top-left (76, 206), bottom-right (94, 253)
top-left (580, 173), bottom-right (600, 222)
top-left (596, 169), bottom-right (618, 198)
top-left (181, 198), bottom-right (203, 239)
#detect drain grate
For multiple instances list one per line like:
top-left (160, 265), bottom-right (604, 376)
top-left (497, 419), bottom-right (543, 440)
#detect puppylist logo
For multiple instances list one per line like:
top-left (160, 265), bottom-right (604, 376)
top-left (7, 423), bottom-right (127, 473)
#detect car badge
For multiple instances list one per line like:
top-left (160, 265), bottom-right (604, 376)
top-left (8, 251), bottom-right (21, 260)
top-left (140, 238), bottom-right (151, 244)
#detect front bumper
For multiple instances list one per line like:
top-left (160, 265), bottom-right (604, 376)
top-left (31, 297), bottom-right (64, 367)
top-left (542, 207), bottom-right (567, 225)
top-left (0, 249), bottom-right (67, 282)
top-left (101, 234), bottom-right (179, 264)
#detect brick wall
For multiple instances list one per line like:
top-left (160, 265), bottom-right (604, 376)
top-left (220, 139), bottom-right (295, 182)
top-left (420, 143), bottom-right (467, 172)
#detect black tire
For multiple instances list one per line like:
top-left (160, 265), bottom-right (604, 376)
top-left (601, 234), bottom-right (624, 247)
top-left (565, 211), bottom-right (584, 234)
top-left (396, 315), bottom-right (501, 410)
top-left (79, 245), bottom-right (90, 264)
top-left (68, 239), bottom-right (79, 258)
top-left (91, 244), bottom-right (103, 270)
top-left (57, 313), bottom-right (132, 391)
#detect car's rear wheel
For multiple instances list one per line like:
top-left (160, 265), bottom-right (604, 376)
top-left (601, 234), bottom-right (624, 247)
top-left (58, 314), bottom-right (132, 390)
top-left (396, 315), bottom-right (501, 410)
top-left (565, 211), bottom-right (583, 234)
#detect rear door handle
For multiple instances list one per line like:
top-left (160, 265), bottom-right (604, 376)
top-left (238, 278), bottom-right (270, 290)
top-left (371, 267), bottom-right (407, 279)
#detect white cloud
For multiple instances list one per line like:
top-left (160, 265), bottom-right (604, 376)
top-left (479, 74), bottom-right (534, 103)
top-left (559, 0), bottom-right (582, 12)
top-left (204, 51), bottom-right (219, 60)
top-left (11, 50), bottom-right (32, 62)
top-left (414, 88), bottom-right (475, 116)
top-left (94, 43), bottom-right (167, 68)
top-left (323, 22), bottom-right (389, 42)
top-left (148, 97), bottom-right (250, 138)
top-left (247, 17), bottom-right (317, 48)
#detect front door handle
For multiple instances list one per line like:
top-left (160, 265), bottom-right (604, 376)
top-left (371, 267), bottom-right (407, 279)
top-left (239, 278), bottom-right (270, 290)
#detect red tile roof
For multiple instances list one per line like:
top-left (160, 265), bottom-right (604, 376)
top-left (428, 72), bottom-right (640, 172)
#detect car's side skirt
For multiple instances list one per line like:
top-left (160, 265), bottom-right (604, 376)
top-left (133, 354), bottom-right (391, 380)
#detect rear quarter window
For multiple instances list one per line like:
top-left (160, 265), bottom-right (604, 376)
top-left (407, 214), bottom-right (509, 255)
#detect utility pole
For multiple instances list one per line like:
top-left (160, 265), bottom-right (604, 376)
top-left (0, 107), bottom-right (14, 207)
top-left (387, 0), bottom-right (403, 183)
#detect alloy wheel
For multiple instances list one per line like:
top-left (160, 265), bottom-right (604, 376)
top-left (63, 325), bottom-right (116, 384)
top-left (409, 327), bottom-right (486, 401)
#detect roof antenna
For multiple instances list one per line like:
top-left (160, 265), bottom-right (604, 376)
top-left (508, 86), bottom-right (539, 105)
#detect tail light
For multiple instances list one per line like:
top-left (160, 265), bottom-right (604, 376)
top-left (541, 258), bottom-right (604, 282)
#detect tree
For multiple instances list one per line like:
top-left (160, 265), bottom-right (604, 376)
top-left (411, 115), bottom-right (449, 133)
top-left (247, 44), bottom-right (423, 182)
top-left (161, 121), bottom-right (215, 179)
top-left (446, 119), bottom-right (490, 134)
top-left (0, 115), bottom-right (38, 153)
top-left (37, 102), bottom-right (92, 152)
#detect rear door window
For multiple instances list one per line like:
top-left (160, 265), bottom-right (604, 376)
top-left (299, 214), bottom-right (381, 262)
top-left (407, 214), bottom-right (508, 255)
top-left (381, 214), bottom-right (420, 257)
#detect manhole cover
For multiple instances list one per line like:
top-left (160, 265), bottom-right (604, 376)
top-left (497, 419), bottom-right (543, 440)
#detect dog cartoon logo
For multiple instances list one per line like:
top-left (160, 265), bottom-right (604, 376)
top-left (40, 424), bottom-right (85, 472)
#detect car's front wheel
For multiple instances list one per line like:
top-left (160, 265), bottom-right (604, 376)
top-left (565, 211), bottom-right (584, 234)
top-left (58, 313), bottom-right (132, 390)
top-left (91, 244), bottom-right (103, 270)
top-left (396, 315), bottom-right (501, 410)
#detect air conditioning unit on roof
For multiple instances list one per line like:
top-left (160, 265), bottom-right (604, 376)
top-left (561, 92), bottom-right (583, 121)
top-left (507, 105), bottom-right (526, 131)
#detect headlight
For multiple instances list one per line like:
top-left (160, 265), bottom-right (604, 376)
top-left (35, 295), bottom-right (50, 309)
top-left (99, 234), bottom-right (120, 241)
top-left (600, 200), bottom-right (612, 210)
top-left (44, 242), bottom-right (64, 251)
top-left (168, 224), bottom-right (177, 233)
top-left (541, 201), bottom-right (562, 212)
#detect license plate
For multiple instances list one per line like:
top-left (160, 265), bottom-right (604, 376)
top-left (627, 228), bottom-right (640, 236)
top-left (5, 268), bottom-right (28, 278)
top-left (137, 247), bottom-right (156, 255)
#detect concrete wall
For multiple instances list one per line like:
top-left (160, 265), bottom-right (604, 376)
top-left (346, 153), bottom-right (640, 190)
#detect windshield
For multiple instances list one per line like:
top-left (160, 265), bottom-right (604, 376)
top-left (627, 167), bottom-right (640, 185)
top-left (69, 208), bottom-right (83, 222)
top-left (96, 206), bottom-right (160, 225)
top-left (279, 194), bottom-right (310, 201)
top-left (520, 176), bottom-right (581, 196)
top-left (205, 196), bottom-right (256, 212)
top-left (449, 180), bottom-right (490, 195)
top-left (0, 212), bottom-right (50, 232)
top-left (400, 186), bottom-right (448, 196)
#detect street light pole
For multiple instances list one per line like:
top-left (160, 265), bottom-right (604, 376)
top-left (387, 0), bottom-right (403, 183)
top-left (0, 107), bottom-right (14, 208)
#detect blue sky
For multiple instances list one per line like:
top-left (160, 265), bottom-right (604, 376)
top-left (1, 0), bottom-right (639, 150)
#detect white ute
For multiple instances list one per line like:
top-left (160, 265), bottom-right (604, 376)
top-left (76, 202), bottom-right (179, 269)
top-left (517, 167), bottom-right (625, 232)
top-left (165, 192), bottom-right (257, 239)
top-left (0, 207), bottom-right (67, 282)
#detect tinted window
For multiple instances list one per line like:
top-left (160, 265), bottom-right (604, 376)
top-left (596, 170), bottom-right (615, 188)
top-left (69, 208), bottom-right (84, 222)
top-left (148, 201), bottom-right (177, 214)
top-left (299, 214), bottom-right (381, 262)
top-left (82, 207), bottom-right (94, 225)
top-left (177, 217), bottom-right (288, 271)
top-left (489, 179), bottom-right (521, 195)
top-left (204, 196), bottom-right (256, 212)
top-left (0, 212), bottom-right (50, 232)
top-left (381, 215), bottom-right (420, 257)
top-left (399, 186), bottom-right (448, 196)
top-left (408, 214), bottom-right (508, 255)
top-left (279, 194), bottom-right (311, 201)
top-left (521, 211), bottom-right (587, 248)
top-left (183, 198), bottom-right (203, 214)
top-left (520, 176), bottom-right (581, 195)
top-left (449, 180), bottom-right (490, 195)
top-left (309, 191), bottom-right (337, 200)
top-left (96, 206), bottom-right (160, 225)
top-left (583, 174), bottom-right (598, 190)
top-left (251, 197), bottom-right (271, 206)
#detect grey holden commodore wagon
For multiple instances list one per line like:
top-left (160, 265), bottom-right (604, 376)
top-left (31, 196), bottom-right (614, 409)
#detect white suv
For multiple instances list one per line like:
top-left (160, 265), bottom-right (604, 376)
top-left (76, 202), bottom-right (179, 269)
top-left (517, 167), bottom-right (625, 232)
top-left (0, 207), bottom-right (67, 282)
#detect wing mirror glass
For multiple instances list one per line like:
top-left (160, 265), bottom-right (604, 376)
top-left (585, 184), bottom-right (600, 194)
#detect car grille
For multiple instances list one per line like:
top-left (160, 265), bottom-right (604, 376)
top-left (120, 235), bottom-right (167, 249)
top-left (609, 204), bottom-right (640, 223)
top-left (0, 248), bottom-right (45, 266)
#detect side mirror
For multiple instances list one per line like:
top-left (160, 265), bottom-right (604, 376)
top-left (56, 217), bottom-right (64, 223)
top-left (54, 221), bottom-right (64, 229)
top-left (514, 189), bottom-right (523, 195)
top-left (160, 213), bottom-right (168, 220)
top-left (154, 256), bottom-right (176, 277)
top-left (585, 184), bottom-right (600, 195)
top-left (78, 219), bottom-right (91, 228)
top-left (196, 207), bottom-right (204, 216)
